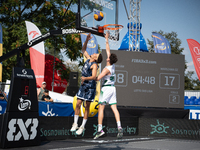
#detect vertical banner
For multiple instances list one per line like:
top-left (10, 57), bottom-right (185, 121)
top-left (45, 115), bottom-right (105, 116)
top-left (0, 24), bottom-right (3, 82)
top-left (25, 21), bottom-right (45, 87)
top-left (152, 32), bottom-right (171, 54)
top-left (80, 33), bottom-right (98, 56)
top-left (187, 39), bottom-right (200, 80)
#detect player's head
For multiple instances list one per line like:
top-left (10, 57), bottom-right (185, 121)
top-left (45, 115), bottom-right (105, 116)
top-left (108, 53), bottom-right (118, 65)
top-left (91, 53), bottom-right (103, 64)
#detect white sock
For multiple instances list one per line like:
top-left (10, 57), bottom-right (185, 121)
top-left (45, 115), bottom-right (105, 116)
top-left (98, 124), bottom-right (102, 132)
top-left (81, 119), bottom-right (87, 128)
top-left (74, 115), bottom-right (79, 124)
top-left (117, 121), bottom-right (121, 128)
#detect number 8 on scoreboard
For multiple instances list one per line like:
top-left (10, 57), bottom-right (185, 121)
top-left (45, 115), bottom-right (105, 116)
top-left (114, 70), bottom-right (128, 87)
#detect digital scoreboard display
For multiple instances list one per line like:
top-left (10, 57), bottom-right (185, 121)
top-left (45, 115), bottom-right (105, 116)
top-left (21, 79), bottom-right (30, 97)
top-left (101, 50), bottom-right (185, 108)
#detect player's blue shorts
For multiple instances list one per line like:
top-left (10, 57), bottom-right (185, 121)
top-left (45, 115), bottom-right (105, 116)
top-left (76, 82), bottom-right (96, 102)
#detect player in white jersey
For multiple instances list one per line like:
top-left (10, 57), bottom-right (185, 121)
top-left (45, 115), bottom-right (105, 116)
top-left (93, 31), bottom-right (123, 139)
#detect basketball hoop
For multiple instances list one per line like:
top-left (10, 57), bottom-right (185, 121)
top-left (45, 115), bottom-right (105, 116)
top-left (98, 24), bottom-right (123, 46)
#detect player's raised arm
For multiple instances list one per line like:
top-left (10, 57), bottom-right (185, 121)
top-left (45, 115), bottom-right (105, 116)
top-left (105, 31), bottom-right (111, 59)
top-left (82, 33), bottom-right (92, 59)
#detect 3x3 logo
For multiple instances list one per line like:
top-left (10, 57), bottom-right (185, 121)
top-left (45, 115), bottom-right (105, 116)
top-left (6, 118), bottom-right (38, 141)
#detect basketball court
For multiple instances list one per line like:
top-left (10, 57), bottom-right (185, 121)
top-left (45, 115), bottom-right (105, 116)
top-left (0, 0), bottom-right (198, 149)
top-left (1, 136), bottom-right (200, 150)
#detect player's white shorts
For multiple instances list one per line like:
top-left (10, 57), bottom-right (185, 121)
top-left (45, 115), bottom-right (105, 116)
top-left (99, 86), bottom-right (117, 105)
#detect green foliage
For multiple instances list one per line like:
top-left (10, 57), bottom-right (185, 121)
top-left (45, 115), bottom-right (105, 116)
top-left (54, 59), bottom-right (70, 81)
top-left (184, 71), bottom-right (195, 90)
top-left (0, 0), bottom-right (82, 82)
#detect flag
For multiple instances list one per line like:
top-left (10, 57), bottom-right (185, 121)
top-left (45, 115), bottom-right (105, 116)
top-left (0, 24), bottom-right (3, 82)
top-left (187, 39), bottom-right (200, 80)
top-left (25, 21), bottom-right (45, 87)
top-left (81, 33), bottom-right (98, 56)
top-left (152, 32), bottom-right (171, 54)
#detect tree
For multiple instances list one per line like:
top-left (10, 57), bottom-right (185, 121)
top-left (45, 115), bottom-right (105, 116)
top-left (147, 30), bottom-right (197, 90)
top-left (185, 71), bottom-right (195, 90)
top-left (64, 60), bottom-right (82, 86)
top-left (0, 0), bottom-right (82, 82)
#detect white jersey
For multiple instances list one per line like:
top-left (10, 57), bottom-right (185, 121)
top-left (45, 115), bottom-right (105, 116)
top-left (102, 64), bottom-right (115, 86)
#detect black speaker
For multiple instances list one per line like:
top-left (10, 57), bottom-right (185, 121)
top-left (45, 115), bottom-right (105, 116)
top-left (67, 86), bottom-right (79, 96)
top-left (69, 72), bottom-right (78, 86)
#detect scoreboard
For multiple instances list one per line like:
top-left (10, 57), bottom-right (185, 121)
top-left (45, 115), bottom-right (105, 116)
top-left (101, 50), bottom-right (185, 108)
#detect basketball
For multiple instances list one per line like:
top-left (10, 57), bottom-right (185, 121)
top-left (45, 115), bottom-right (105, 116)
top-left (73, 96), bottom-right (99, 117)
top-left (94, 11), bottom-right (104, 21)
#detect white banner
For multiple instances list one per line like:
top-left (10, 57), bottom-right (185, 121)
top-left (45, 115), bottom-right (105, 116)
top-left (25, 21), bottom-right (45, 87)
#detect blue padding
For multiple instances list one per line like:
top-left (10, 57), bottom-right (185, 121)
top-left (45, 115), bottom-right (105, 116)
top-left (0, 100), bottom-right (7, 114)
top-left (118, 23), bottom-right (148, 52)
top-left (38, 101), bottom-right (74, 117)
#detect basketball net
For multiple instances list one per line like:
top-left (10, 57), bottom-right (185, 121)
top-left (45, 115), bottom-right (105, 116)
top-left (98, 24), bottom-right (123, 46)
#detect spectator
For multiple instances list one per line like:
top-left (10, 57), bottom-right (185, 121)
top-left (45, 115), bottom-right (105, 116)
top-left (0, 90), bottom-right (6, 100)
top-left (37, 81), bottom-right (46, 100)
top-left (41, 89), bottom-right (53, 102)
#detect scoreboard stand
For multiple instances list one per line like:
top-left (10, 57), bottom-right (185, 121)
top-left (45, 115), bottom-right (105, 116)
top-left (0, 67), bottom-right (40, 148)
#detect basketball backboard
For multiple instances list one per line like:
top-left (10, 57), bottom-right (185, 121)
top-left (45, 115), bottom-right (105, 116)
top-left (76, 0), bottom-right (119, 38)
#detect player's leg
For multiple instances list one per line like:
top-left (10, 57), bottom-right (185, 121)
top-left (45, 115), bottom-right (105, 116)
top-left (70, 99), bottom-right (82, 132)
top-left (110, 104), bottom-right (123, 138)
top-left (94, 104), bottom-right (105, 139)
top-left (98, 104), bottom-right (105, 125)
top-left (76, 101), bottom-right (91, 135)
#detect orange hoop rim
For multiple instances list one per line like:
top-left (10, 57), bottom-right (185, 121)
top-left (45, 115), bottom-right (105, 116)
top-left (103, 24), bottom-right (123, 30)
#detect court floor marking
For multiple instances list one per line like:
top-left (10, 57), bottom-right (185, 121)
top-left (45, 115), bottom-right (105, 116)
top-left (49, 145), bottom-right (99, 150)
top-left (48, 137), bottom-right (154, 150)
top-left (82, 137), bottom-right (153, 143)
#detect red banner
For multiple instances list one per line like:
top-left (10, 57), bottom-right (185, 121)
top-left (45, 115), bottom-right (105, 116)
top-left (187, 39), bottom-right (200, 80)
top-left (44, 54), bottom-right (68, 93)
top-left (25, 21), bottom-right (45, 87)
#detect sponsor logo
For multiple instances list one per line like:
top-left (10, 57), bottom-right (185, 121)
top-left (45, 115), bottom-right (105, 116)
top-left (93, 124), bottom-right (136, 136)
top-left (150, 119), bottom-right (200, 136)
top-left (90, 0), bottom-right (114, 10)
top-left (132, 59), bottom-right (157, 64)
top-left (27, 32), bottom-right (50, 46)
top-left (155, 43), bottom-right (166, 50)
top-left (22, 69), bottom-right (27, 75)
top-left (62, 29), bottom-right (83, 34)
top-left (40, 127), bottom-right (85, 137)
top-left (7, 118), bottom-right (38, 141)
top-left (87, 40), bottom-right (96, 48)
top-left (150, 119), bottom-right (169, 134)
top-left (29, 31), bottom-right (39, 39)
top-left (42, 104), bottom-right (58, 116)
top-left (194, 47), bottom-right (200, 55)
top-left (18, 97), bottom-right (31, 111)
top-left (16, 69), bottom-right (34, 79)
top-left (189, 110), bottom-right (200, 120)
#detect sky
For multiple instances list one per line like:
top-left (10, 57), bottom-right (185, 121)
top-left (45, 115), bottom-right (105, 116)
top-left (90, 0), bottom-right (200, 79)
top-left (66, 0), bottom-right (200, 79)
